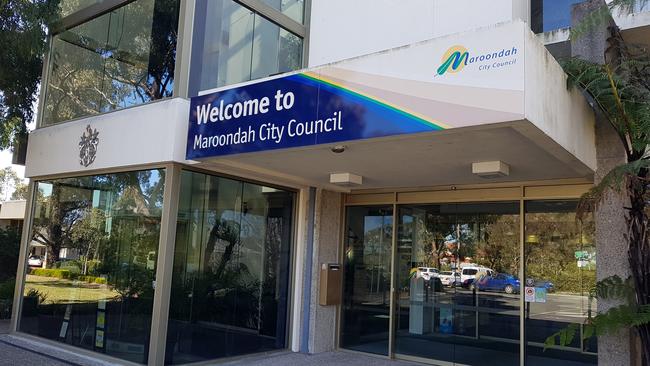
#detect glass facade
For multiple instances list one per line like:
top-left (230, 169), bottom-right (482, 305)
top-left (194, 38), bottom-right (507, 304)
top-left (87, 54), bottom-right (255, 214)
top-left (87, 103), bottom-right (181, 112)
top-left (341, 199), bottom-right (597, 366)
top-left (260, 0), bottom-right (305, 23)
top-left (394, 203), bottom-right (520, 365)
top-left (189, 0), bottom-right (303, 95)
top-left (531, 0), bottom-right (587, 33)
top-left (340, 206), bottom-right (393, 355)
top-left (42, 0), bottom-right (180, 126)
top-left (19, 169), bottom-right (166, 364)
top-left (165, 170), bottom-right (294, 364)
top-left (525, 200), bottom-right (597, 365)
top-left (58, 0), bottom-right (102, 18)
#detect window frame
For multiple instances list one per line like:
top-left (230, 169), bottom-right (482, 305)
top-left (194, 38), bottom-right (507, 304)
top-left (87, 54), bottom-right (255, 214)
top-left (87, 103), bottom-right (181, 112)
top-left (188, 0), bottom-right (309, 97)
top-left (36, 0), bottom-right (182, 128)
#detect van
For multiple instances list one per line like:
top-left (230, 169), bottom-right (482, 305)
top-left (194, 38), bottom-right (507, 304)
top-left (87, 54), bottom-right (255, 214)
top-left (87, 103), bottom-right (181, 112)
top-left (460, 266), bottom-right (493, 284)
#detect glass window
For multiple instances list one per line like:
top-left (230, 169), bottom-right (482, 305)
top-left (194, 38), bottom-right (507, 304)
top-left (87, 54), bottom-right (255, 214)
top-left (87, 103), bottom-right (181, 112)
top-left (19, 169), bottom-right (166, 364)
top-left (166, 170), bottom-right (294, 364)
top-left (59, 0), bottom-right (102, 18)
top-left (394, 203), bottom-right (520, 366)
top-left (525, 200), bottom-right (597, 365)
top-left (260, 0), bottom-right (304, 23)
top-left (531, 0), bottom-right (588, 33)
top-left (190, 0), bottom-right (303, 95)
top-left (42, 0), bottom-right (180, 126)
top-left (340, 206), bottom-right (393, 355)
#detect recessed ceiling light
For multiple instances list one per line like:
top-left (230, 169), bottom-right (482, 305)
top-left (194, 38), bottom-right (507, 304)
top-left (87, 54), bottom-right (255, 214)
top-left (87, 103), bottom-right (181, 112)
top-left (331, 145), bottom-right (346, 153)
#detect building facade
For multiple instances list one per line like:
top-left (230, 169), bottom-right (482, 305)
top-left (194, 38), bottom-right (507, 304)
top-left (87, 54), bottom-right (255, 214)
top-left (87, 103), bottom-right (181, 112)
top-left (9, 0), bottom-right (650, 365)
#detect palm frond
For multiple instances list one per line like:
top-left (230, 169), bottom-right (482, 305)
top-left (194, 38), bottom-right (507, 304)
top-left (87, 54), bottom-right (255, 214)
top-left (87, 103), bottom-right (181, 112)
top-left (571, 0), bottom-right (650, 39)
top-left (590, 275), bottom-right (636, 302)
top-left (577, 158), bottom-right (650, 218)
top-left (545, 304), bottom-right (650, 349)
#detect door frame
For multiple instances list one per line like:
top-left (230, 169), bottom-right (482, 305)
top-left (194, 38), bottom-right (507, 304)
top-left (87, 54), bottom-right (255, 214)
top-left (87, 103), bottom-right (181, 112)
top-left (338, 181), bottom-right (593, 365)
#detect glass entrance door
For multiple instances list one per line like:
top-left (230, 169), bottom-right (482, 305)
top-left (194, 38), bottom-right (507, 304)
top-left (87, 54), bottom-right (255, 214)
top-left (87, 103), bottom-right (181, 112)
top-left (340, 206), bottom-right (393, 355)
top-left (393, 203), bottom-right (520, 365)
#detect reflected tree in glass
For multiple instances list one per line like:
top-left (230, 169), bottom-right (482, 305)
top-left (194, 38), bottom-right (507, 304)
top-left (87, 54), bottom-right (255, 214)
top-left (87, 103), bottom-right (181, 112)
top-left (43, 0), bottom-right (180, 125)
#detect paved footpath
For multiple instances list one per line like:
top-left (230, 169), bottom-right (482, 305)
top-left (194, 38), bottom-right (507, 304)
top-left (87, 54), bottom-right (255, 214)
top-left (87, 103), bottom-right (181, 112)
top-left (0, 328), bottom-right (421, 366)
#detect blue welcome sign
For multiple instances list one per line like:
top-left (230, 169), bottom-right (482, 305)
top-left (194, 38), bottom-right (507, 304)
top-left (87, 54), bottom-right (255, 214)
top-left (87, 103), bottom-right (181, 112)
top-left (186, 71), bottom-right (447, 160)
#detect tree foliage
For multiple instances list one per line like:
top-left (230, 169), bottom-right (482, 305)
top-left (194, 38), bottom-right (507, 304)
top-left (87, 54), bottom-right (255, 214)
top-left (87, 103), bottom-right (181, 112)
top-left (545, 1), bottom-right (650, 361)
top-left (0, 0), bottom-right (60, 149)
top-left (0, 166), bottom-right (24, 200)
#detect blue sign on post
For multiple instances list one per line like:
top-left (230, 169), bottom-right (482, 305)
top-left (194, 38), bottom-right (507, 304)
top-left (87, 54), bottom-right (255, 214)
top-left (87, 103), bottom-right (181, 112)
top-left (186, 72), bottom-right (447, 160)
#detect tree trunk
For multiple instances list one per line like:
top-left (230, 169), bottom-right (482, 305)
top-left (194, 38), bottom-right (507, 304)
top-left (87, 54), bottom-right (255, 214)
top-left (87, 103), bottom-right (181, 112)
top-left (627, 172), bottom-right (650, 366)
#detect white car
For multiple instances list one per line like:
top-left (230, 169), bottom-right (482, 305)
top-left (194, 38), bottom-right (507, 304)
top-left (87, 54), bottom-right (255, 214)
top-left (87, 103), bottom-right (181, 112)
top-left (417, 267), bottom-right (439, 281)
top-left (460, 266), bottom-right (494, 284)
top-left (438, 271), bottom-right (461, 286)
top-left (27, 255), bottom-right (44, 267)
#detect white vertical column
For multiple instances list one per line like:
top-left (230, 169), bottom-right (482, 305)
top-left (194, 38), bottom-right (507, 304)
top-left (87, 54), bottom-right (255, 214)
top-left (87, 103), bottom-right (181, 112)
top-left (10, 181), bottom-right (36, 332)
top-left (147, 164), bottom-right (182, 366)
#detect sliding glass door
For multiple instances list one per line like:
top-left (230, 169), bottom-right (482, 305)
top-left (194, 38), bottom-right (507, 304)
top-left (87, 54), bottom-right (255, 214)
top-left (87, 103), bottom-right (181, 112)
top-left (340, 206), bottom-right (393, 355)
top-left (394, 203), bottom-right (520, 365)
top-left (340, 198), bottom-right (597, 366)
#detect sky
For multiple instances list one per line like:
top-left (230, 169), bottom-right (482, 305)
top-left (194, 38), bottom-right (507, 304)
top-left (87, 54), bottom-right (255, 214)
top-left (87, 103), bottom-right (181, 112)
top-left (0, 149), bottom-right (27, 201)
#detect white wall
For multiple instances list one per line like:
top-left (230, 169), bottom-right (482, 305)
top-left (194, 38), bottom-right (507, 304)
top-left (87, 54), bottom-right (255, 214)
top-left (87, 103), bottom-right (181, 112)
top-left (308, 0), bottom-right (528, 67)
top-left (25, 98), bottom-right (190, 178)
top-left (524, 26), bottom-right (597, 171)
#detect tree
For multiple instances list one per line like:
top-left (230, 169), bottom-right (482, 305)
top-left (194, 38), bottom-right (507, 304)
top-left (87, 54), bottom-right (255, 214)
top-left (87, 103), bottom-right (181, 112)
top-left (0, 167), bottom-right (24, 201)
top-left (10, 182), bottom-right (27, 200)
top-left (0, 0), bottom-right (60, 149)
top-left (544, 0), bottom-right (650, 362)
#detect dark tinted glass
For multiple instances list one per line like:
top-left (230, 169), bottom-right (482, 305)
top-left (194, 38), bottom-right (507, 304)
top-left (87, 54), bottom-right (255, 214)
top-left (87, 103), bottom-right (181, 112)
top-left (340, 206), bottom-right (393, 355)
top-left (166, 170), bottom-right (294, 364)
top-left (20, 169), bottom-right (165, 364)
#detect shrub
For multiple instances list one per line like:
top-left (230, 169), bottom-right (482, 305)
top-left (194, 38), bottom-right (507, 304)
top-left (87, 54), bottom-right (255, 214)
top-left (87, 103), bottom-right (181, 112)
top-left (85, 260), bottom-right (102, 276)
top-left (0, 279), bottom-right (15, 300)
top-left (76, 275), bottom-right (107, 285)
top-left (0, 228), bottom-right (20, 282)
top-left (25, 288), bottom-right (47, 304)
top-left (58, 260), bottom-right (81, 274)
top-left (30, 268), bottom-right (71, 279)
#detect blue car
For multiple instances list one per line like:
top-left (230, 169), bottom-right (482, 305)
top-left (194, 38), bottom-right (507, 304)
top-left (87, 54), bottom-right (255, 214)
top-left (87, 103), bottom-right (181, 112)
top-left (475, 273), bottom-right (521, 294)
top-left (532, 279), bottom-right (555, 292)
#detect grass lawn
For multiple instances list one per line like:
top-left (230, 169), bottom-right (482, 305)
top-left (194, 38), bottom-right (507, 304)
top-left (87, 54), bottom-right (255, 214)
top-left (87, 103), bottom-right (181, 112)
top-left (24, 275), bottom-right (119, 304)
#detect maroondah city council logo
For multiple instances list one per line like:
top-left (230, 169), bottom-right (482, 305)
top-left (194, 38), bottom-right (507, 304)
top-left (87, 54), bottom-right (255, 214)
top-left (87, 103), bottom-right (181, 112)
top-left (436, 44), bottom-right (518, 76)
top-left (79, 124), bottom-right (99, 167)
top-left (437, 45), bottom-right (469, 75)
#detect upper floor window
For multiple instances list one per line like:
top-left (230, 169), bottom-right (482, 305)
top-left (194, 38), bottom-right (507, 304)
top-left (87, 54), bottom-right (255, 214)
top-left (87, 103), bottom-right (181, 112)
top-left (189, 0), bottom-right (304, 96)
top-left (58, 0), bottom-right (102, 18)
top-left (260, 0), bottom-right (305, 23)
top-left (41, 0), bottom-right (180, 126)
top-left (531, 0), bottom-right (587, 33)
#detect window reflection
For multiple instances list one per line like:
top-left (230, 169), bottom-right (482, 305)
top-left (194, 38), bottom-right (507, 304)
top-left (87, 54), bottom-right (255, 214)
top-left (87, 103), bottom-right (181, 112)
top-left (340, 206), bottom-right (393, 355)
top-left (260, 0), bottom-right (304, 23)
top-left (525, 200), bottom-right (597, 365)
top-left (190, 0), bottom-right (303, 95)
top-left (42, 0), bottom-right (180, 126)
top-left (20, 169), bottom-right (165, 364)
top-left (531, 0), bottom-right (587, 33)
top-left (395, 203), bottom-right (520, 366)
top-left (166, 171), bottom-right (294, 364)
top-left (58, 0), bottom-right (102, 18)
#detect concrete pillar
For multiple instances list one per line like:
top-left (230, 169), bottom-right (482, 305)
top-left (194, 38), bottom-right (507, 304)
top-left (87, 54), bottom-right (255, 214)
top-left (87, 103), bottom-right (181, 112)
top-left (594, 117), bottom-right (633, 366)
top-left (307, 189), bottom-right (342, 353)
top-left (571, 1), bottom-right (633, 364)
